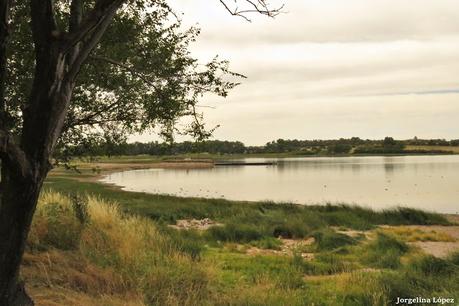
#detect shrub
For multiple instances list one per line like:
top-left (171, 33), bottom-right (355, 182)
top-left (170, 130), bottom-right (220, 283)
top-left (251, 237), bottom-right (282, 250)
top-left (447, 251), bottom-right (459, 266)
top-left (361, 232), bottom-right (408, 269)
top-left (29, 192), bottom-right (83, 250)
top-left (207, 223), bottom-right (264, 243)
top-left (275, 266), bottom-right (305, 290)
top-left (411, 256), bottom-right (457, 276)
top-left (165, 228), bottom-right (204, 261)
top-left (70, 193), bottom-right (90, 224)
top-left (312, 229), bottom-right (357, 251)
top-left (381, 207), bottom-right (450, 226)
top-left (272, 221), bottom-right (310, 239)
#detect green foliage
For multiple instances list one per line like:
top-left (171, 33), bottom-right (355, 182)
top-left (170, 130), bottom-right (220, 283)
top-left (274, 266), bottom-right (305, 290)
top-left (63, 137), bottom-right (459, 157)
top-left (361, 232), bottom-right (408, 269)
top-left (30, 195), bottom-right (84, 250)
top-left (206, 223), bottom-right (264, 243)
top-left (142, 264), bottom-right (210, 306)
top-left (380, 207), bottom-right (450, 225)
top-left (250, 237), bottom-right (282, 250)
top-left (272, 221), bottom-right (310, 239)
top-left (411, 256), bottom-right (457, 276)
top-left (6, 2), bottom-right (243, 161)
top-left (448, 251), bottom-right (459, 265)
top-left (29, 188), bottom-right (459, 305)
top-left (312, 229), bottom-right (358, 251)
top-left (161, 227), bottom-right (205, 261)
top-left (70, 193), bottom-right (90, 224)
top-left (327, 143), bottom-right (352, 154)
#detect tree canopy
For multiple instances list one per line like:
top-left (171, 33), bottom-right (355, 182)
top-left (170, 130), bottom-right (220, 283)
top-left (5, 1), bottom-right (247, 162)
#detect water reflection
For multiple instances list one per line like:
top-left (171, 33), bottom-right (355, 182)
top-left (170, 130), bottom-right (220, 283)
top-left (101, 155), bottom-right (459, 214)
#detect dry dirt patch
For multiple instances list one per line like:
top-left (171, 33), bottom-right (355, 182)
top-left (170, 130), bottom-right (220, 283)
top-left (168, 218), bottom-right (222, 231)
top-left (246, 237), bottom-right (315, 260)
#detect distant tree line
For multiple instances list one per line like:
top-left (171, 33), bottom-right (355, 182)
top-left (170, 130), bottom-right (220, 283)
top-left (63, 137), bottom-right (459, 157)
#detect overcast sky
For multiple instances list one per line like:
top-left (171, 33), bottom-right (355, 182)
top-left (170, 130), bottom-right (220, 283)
top-left (131, 0), bottom-right (459, 145)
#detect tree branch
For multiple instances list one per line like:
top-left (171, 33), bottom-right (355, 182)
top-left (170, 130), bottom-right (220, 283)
top-left (219, 0), bottom-right (284, 22)
top-left (66, 2), bottom-right (122, 82)
top-left (68, 0), bottom-right (83, 65)
top-left (89, 55), bottom-right (161, 90)
top-left (63, 0), bottom-right (124, 54)
top-left (0, 129), bottom-right (31, 176)
top-left (64, 100), bottom-right (120, 130)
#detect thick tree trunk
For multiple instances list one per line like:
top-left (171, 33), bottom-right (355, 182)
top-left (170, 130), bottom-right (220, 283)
top-left (0, 160), bottom-right (44, 305)
top-left (0, 51), bottom-right (72, 304)
top-left (0, 2), bottom-right (122, 305)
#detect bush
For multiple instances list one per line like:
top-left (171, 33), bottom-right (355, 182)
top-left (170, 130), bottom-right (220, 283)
top-left (70, 193), bottom-right (90, 224)
top-left (165, 228), bottom-right (204, 261)
top-left (411, 256), bottom-right (457, 276)
top-left (275, 266), bottom-right (305, 290)
top-left (361, 232), bottom-right (408, 269)
top-left (206, 223), bottom-right (264, 243)
top-left (381, 207), bottom-right (450, 225)
top-left (251, 237), bottom-right (282, 250)
top-left (447, 251), bottom-right (459, 266)
top-left (272, 220), bottom-right (311, 239)
top-left (312, 229), bottom-right (357, 251)
top-left (29, 192), bottom-right (83, 250)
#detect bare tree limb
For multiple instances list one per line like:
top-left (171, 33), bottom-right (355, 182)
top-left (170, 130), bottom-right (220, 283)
top-left (219, 0), bottom-right (284, 22)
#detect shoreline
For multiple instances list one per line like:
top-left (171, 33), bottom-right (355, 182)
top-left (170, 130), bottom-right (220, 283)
top-left (49, 160), bottom-right (459, 220)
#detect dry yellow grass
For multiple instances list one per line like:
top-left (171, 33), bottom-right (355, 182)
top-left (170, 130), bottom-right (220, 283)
top-left (24, 192), bottom-right (212, 306)
top-left (381, 227), bottom-right (456, 242)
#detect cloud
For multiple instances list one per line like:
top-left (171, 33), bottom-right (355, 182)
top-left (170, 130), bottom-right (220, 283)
top-left (131, 0), bottom-right (459, 144)
top-left (176, 0), bottom-right (459, 45)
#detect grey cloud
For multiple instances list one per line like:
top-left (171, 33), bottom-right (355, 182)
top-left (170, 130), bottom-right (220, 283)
top-left (131, 0), bottom-right (459, 145)
top-left (190, 0), bottom-right (459, 45)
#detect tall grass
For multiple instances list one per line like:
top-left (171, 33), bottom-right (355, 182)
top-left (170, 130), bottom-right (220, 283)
top-left (27, 192), bottom-right (212, 306)
top-left (360, 232), bottom-right (409, 269)
top-left (24, 187), bottom-right (458, 305)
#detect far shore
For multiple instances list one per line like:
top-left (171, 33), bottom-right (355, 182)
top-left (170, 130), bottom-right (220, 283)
top-left (58, 148), bottom-right (459, 175)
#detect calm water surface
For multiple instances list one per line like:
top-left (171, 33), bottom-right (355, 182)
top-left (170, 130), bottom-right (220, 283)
top-left (100, 155), bottom-right (459, 213)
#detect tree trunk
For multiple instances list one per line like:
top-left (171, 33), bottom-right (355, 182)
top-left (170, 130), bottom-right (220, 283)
top-left (0, 160), bottom-right (44, 305)
top-left (0, 2), bottom-right (122, 304)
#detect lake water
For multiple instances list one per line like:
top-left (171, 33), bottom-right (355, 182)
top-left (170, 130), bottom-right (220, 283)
top-left (100, 155), bottom-right (459, 213)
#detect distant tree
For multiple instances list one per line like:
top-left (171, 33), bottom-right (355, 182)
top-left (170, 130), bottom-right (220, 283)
top-left (327, 143), bottom-right (352, 154)
top-left (0, 1), bottom-right (281, 304)
top-left (383, 137), bottom-right (397, 147)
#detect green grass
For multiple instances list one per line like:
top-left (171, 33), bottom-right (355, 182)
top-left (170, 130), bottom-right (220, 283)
top-left (45, 175), bottom-right (450, 238)
top-left (312, 229), bottom-right (359, 251)
top-left (359, 232), bottom-right (409, 269)
top-left (33, 168), bottom-right (459, 305)
top-left (25, 187), bottom-right (459, 305)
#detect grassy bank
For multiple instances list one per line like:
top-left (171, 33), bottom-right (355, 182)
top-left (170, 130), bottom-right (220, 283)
top-left (23, 187), bottom-right (459, 305)
top-left (45, 175), bottom-right (450, 236)
top-left (20, 165), bottom-right (457, 305)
